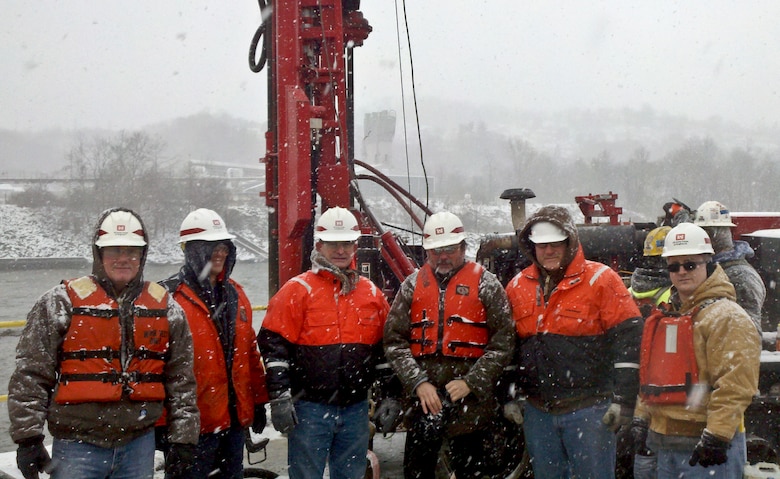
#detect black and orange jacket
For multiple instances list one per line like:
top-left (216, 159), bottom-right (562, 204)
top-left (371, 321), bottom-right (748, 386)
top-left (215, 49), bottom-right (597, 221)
top-left (172, 281), bottom-right (268, 434)
top-left (56, 275), bottom-right (170, 404)
top-left (506, 205), bottom-right (643, 412)
top-left (259, 253), bottom-right (390, 406)
top-left (410, 262), bottom-right (488, 358)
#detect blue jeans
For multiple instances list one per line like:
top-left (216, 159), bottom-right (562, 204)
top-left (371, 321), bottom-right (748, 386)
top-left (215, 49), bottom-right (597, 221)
top-left (523, 401), bottom-right (615, 479)
top-left (653, 431), bottom-right (746, 479)
top-left (178, 423), bottom-right (245, 479)
top-left (50, 430), bottom-right (155, 479)
top-left (288, 399), bottom-right (369, 479)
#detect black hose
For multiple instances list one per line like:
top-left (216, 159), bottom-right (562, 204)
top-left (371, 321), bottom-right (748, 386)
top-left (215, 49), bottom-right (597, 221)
top-left (249, 0), bottom-right (268, 73)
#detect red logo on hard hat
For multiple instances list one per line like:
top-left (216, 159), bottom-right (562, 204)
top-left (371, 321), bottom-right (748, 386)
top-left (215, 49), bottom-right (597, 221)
top-left (335, 220), bottom-right (344, 228)
top-left (213, 219), bottom-right (221, 226)
top-left (435, 227), bottom-right (445, 235)
top-left (117, 225), bottom-right (126, 232)
top-left (675, 233), bottom-right (685, 241)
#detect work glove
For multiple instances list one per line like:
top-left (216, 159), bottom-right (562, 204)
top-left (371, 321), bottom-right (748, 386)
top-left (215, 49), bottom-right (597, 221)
top-left (688, 430), bottom-right (729, 467)
top-left (16, 436), bottom-right (51, 479)
top-left (629, 418), bottom-right (650, 455)
top-left (165, 443), bottom-right (196, 479)
top-left (270, 390), bottom-right (298, 434)
top-left (502, 397), bottom-right (526, 425)
top-left (154, 425), bottom-right (169, 452)
top-left (602, 402), bottom-right (633, 432)
top-left (252, 404), bottom-right (267, 433)
top-left (374, 398), bottom-right (403, 434)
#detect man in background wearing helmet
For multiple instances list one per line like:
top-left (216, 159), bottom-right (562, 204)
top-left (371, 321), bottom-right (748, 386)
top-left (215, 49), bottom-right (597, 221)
top-left (258, 206), bottom-right (390, 479)
top-left (505, 205), bottom-right (642, 479)
top-left (694, 200), bottom-right (766, 334)
top-left (158, 208), bottom-right (268, 479)
top-left (630, 222), bottom-right (760, 478)
top-left (8, 208), bottom-right (199, 479)
top-left (383, 211), bottom-right (515, 479)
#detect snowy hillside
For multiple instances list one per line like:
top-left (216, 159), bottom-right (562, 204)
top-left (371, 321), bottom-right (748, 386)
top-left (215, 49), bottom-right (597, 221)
top-left (0, 200), bottom-right (647, 262)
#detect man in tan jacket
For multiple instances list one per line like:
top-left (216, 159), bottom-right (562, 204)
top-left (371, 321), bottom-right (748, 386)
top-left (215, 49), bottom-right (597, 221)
top-left (631, 222), bottom-right (760, 479)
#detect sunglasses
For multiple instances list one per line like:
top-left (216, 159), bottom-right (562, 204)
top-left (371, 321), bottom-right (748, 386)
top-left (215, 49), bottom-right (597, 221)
top-left (666, 261), bottom-right (707, 273)
top-left (430, 244), bottom-right (460, 255)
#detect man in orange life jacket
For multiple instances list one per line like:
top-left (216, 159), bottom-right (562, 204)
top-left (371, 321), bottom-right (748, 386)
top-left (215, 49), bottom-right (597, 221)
top-left (8, 208), bottom-right (199, 479)
top-left (383, 211), bottom-right (515, 479)
top-left (505, 205), bottom-right (643, 479)
top-left (259, 207), bottom-right (390, 479)
top-left (630, 222), bottom-right (760, 478)
top-left (159, 208), bottom-right (269, 479)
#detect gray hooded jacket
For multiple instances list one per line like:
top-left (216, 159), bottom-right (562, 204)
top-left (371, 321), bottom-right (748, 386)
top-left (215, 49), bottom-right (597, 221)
top-left (8, 207), bottom-right (199, 447)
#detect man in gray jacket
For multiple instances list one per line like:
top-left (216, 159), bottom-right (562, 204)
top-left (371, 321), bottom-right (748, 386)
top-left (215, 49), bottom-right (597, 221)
top-left (384, 211), bottom-right (515, 479)
top-left (693, 200), bottom-right (766, 333)
top-left (8, 207), bottom-right (199, 479)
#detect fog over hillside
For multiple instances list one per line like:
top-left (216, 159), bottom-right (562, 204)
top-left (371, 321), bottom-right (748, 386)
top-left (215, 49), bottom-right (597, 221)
top-left (3, 107), bottom-right (780, 222)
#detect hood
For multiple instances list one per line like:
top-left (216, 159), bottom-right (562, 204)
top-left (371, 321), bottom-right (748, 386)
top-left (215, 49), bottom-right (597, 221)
top-left (713, 240), bottom-right (755, 263)
top-left (518, 205), bottom-right (580, 275)
top-left (91, 207), bottom-right (149, 298)
top-left (180, 239), bottom-right (237, 290)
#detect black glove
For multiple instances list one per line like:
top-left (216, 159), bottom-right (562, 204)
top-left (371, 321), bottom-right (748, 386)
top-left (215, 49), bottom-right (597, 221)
top-left (374, 398), bottom-right (403, 434)
top-left (154, 425), bottom-right (169, 453)
top-left (253, 404), bottom-right (267, 433)
top-left (16, 436), bottom-right (51, 479)
top-left (269, 390), bottom-right (298, 434)
top-left (689, 430), bottom-right (729, 467)
top-left (165, 443), bottom-right (196, 479)
top-left (629, 418), bottom-right (650, 455)
top-left (601, 402), bottom-right (633, 432)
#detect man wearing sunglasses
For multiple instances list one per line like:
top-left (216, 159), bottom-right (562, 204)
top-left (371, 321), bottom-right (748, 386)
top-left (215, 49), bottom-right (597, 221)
top-left (505, 205), bottom-right (643, 479)
top-left (384, 211), bottom-right (515, 479)
top-left (631, 222), bottom-right (760, 478)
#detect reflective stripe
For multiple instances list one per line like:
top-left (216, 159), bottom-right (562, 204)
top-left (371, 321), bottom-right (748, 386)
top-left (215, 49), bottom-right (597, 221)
top-left (266, 361), bottom-right (289, 369)
top-left (291, 277), bottom-right (312, 293)
top-left (589, 265), bottom-right (610, 286)
top-left (615, 362), bottom-right (640, 369)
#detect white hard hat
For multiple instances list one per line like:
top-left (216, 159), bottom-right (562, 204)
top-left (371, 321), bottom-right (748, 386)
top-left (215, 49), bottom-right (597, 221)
top-left (529, 221), bottom-right (568, 244)
top-left (694, 201), bottom-right (737, 227)
top-left (179, 208), bottom-right (235, 243)
top-left (422, 212), bottom-right (466, 250)
top-left (662, 222), bottom-right (714, 257)
top-left (95, 211), bottom-right (147, 247)
top-left (315, 207), bottom-right (361, 242)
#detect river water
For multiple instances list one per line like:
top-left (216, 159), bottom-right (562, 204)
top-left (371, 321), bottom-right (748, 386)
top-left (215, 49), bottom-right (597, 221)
top-left (0, 261), bottom-right (270, 453)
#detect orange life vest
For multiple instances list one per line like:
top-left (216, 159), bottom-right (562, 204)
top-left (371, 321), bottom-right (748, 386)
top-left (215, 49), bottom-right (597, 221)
top-left (55, 276), bottom-right (170, 404)
top-left (410, 263), bottom-right (488, 358)
top-left (639, 301), bottom-right (714, 405)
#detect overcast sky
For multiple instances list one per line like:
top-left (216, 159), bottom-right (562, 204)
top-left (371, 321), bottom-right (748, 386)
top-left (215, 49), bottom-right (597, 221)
top-left (3, 1), bottom-right (780, 132)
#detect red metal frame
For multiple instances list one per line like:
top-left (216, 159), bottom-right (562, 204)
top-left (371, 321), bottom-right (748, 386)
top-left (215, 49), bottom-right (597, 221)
top-left (576, 192), bottom-right (625, 225)
top-left (264, 1), bottom-right (371, 293)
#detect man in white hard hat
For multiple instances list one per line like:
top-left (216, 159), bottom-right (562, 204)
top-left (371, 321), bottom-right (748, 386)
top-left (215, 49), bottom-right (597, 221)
top-left (258, 207), bottom-right (390, 479)
top-left (630, 222), bottom-right (760, 478)
top-left (383, 211), bottom-right (515, 479)
top-left (693, 200), bottom-right (766, 334)
top-left (505, 205), bottom-right (643, 479)
top-left (8, 207), bottom-right (199, 479)
top-left (158, 208), bottom-right (269, 479)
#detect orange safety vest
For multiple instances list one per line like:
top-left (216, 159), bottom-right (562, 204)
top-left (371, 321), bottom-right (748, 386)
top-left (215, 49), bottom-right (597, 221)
top-left (639, 301), bottom-right (713, 405)
top-left (56, 276), bottom-right (170, 404)
top-left (410, 263), bottom-right (488, 358)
